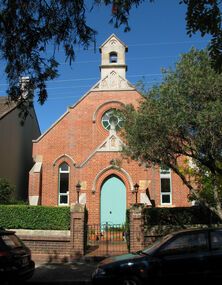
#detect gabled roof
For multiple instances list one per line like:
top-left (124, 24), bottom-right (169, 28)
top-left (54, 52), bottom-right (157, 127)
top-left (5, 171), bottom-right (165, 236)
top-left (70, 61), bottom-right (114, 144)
top-left (0, 96), bottom-right (17, 120)
top-left (34, 77), bottom-right (138, 142)
top-left (99, 33), bottom-right (128, 52)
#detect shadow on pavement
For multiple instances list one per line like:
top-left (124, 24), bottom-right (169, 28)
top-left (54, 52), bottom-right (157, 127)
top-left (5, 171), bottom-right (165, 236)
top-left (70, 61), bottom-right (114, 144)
top-left (26, 259), bottom-right (100, 284)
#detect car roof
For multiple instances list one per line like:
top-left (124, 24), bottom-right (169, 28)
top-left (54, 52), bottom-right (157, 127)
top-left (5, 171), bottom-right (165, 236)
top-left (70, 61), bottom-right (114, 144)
top-left (0, 228), bottom-right (15, 235)
top-left (172, 227), bottom-right (222, 236)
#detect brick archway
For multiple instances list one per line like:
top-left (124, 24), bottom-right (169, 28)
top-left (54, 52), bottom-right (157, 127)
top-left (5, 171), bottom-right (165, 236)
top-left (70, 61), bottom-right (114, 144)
top-left (93, 167), bottom-right (133, 194)
top-left (94, 167), bottom-right (133, 221)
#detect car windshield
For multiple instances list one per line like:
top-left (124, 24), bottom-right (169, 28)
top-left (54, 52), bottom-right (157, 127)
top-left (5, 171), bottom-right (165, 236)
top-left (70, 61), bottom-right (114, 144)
top-left (0, 234), bottom-right (24, 249)
top-left (141, 233), bottom-right (173, 255)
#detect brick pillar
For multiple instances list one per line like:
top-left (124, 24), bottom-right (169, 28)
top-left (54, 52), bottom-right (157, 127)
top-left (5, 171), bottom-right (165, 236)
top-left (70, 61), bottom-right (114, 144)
top-left (70, 204), bottom-right (86, 257)
top-left (129, 205), bottom-right (145, 252)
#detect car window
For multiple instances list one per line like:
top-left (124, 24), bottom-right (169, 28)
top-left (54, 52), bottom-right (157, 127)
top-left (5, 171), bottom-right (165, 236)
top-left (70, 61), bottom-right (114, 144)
top-left (143, 234), bottom-right (174, 255)
top-left (0, 234), bottom-right (23, 249)
top-left (159, 232), bottom-right (208, 255)
top-left (210, 230), bottom-right (222, 250)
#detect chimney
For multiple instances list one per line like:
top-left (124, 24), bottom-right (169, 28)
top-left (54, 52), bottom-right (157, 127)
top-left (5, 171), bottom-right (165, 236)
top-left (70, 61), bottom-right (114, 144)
top-left (19, 76), bottom-right (33, 101)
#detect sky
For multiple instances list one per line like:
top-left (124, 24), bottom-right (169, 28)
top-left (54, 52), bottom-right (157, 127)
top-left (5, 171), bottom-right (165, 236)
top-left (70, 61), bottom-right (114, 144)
top-left (0, 0), bottom-right (210, 134)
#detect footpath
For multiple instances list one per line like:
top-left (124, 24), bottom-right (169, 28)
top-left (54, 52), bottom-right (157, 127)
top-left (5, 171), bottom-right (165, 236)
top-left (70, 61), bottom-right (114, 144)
top-left (26, 258), bottom-right (102, 285)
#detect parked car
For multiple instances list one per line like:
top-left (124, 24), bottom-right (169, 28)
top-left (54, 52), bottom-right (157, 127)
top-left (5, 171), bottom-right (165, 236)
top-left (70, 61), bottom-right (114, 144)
top-left (0, 228), bottom-right (35, 283)
top-left (92, 227), bottom-right (222, 285)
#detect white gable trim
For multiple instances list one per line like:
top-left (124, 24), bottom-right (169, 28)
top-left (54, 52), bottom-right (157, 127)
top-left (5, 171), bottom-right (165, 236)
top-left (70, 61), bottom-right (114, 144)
top-left (92, 73), bottom-right (135, 91)
top-left (99, 33), bottom-right (128, 51)
top-left (79, 132), bottom-right (124, 168)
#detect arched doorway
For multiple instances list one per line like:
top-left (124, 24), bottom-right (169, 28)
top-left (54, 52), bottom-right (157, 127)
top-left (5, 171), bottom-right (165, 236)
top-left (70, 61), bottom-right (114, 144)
top-left (100, 175), bottom-right (126, 225)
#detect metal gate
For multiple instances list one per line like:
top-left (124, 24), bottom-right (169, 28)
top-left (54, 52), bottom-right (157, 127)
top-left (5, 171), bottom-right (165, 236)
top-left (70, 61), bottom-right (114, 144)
top-left (86, 223), bottom-right (128, 256)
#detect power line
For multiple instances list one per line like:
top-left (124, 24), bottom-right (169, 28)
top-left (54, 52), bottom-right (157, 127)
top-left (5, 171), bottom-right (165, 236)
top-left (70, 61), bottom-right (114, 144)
top-left (55, 39), bottom-right (208, 52)
top-left (58, 55), bottom-right (179, 65)
top-left (0, 39), bottom-right (207, 85)
top-left (47, 77), bottom-right (99, 83)
top-left (128, 73), bottom-right (162, 78)
top-left (45, 73), bottom-right (162, 84)
top-left (0, 75), bottom-right (162, 94)
top-left (41, 95), bottom-right (81, 101)
top-left (45, 80), bottom-right (160, 91)
top-left (128, 40), bottom-right (208, 47)
top-left (0, 73), bottom-right (162, 87)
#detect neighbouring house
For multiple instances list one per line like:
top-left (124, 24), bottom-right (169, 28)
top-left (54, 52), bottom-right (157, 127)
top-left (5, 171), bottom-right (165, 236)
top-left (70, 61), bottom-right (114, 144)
top-left (0, 83), bottom-right (41, 201)
top-left (29, 34), bottom-right (191, 224)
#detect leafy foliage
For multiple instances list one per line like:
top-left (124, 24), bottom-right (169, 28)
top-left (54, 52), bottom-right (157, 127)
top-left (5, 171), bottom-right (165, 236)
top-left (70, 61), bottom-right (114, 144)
top-left (84, 206), bottom-right (88, 253)
top-left (0, 0), bottom-right (96, 107)
top-left (125, 209), bottom-right (130, 250)
top-left (181, 0), bottom-right (222, 72)
top-left (143, 206), bottom-right (221, 241)
top-left (121, 48), bottom-right (222, 220)
top-left (0, 0), bottom-right (221, 113)
top-left (0, 205), bottom-right (70, 230)
top-left (143, 206), bottom-right (220, 226)
top-left (0, 178), bottom-right (15, 204)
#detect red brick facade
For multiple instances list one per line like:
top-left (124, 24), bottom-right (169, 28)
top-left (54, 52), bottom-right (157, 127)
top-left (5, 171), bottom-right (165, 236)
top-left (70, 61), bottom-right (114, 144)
top-left (29, 34), bottom-right (190, 224)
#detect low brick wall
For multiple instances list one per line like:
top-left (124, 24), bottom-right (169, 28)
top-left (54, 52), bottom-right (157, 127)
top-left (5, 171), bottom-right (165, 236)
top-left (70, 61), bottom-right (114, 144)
top-left (9, 204), bottom-right (87, 263)
top-left (15, 229), bottom-right (72, 263)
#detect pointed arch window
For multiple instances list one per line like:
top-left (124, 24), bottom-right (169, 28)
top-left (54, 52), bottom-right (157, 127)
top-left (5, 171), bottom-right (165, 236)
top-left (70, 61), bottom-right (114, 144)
top-left (109, 52), bottom-right (118, 63)
top-left (58, 162), bottom-right (70, 205)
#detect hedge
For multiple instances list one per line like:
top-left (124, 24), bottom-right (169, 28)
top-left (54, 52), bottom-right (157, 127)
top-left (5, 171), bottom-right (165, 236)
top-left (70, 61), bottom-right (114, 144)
top-left (0, 205), bottom-right (70, 230)
top-left (125, 209), bottom-right (130, 251)
top-left (143, 206), bottom-right (220, 226)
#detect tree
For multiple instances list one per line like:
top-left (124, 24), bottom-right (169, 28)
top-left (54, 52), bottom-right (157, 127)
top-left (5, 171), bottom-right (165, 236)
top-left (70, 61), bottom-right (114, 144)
top-left (121, 48), bottom-right (222, 220)
top-left (111, 0), bottom-right (222, 71)
top-left (0, 0), bottom-right (96, 107)
top-left (0, 178), bottom-right (15, 204)
top-left (181, 0), bottom-right (222, 72)
top-left (0, 0), bottom-right (221, 115)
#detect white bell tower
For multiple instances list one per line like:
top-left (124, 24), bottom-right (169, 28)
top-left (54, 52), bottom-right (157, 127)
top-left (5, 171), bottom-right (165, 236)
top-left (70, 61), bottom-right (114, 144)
top-left (99, 34), bottom-right (128, 80)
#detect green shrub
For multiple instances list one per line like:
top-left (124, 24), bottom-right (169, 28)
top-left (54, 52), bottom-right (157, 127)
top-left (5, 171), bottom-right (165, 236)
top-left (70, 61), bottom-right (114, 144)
top-left (0, 205), bottom-right (70, 230)
top-left (84, 206), bottom-right (88, 254)
top-left (0, 178), bottom-right (15, 204)
top-left (125, 209), bottom-right (130, 251)
top-left (143, 206), bottom-right (220, 226)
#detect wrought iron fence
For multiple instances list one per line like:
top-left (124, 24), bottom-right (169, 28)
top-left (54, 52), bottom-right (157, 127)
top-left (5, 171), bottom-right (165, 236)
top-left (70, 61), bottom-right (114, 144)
top-left (86, 223), bottom-right (128, 256)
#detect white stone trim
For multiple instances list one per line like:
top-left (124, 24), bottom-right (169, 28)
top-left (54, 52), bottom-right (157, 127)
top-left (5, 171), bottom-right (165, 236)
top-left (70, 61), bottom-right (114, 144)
top-left (91, 166), bottom-right (134, 193)
top-left (29, 162), bottom-right (42, 174)
top-left (92, 100), bottom-right (124, 123)
top-left (79, 132), bottom-right (124, 168)
top-left (29, 195), bottom-right (39, 205)
top-left (53, 154), bottom-right (76, 166)
top-left (99, 33), bottom-right (128, 51)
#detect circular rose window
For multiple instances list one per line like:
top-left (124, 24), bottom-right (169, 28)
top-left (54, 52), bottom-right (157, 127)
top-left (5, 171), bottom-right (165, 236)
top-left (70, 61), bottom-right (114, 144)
top-left (101, 109), bottom-right (123, 131)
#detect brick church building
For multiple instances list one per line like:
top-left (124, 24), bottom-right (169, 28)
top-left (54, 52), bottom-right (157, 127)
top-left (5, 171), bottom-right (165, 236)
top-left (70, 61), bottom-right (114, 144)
top-left (28, 34), bottom-right (190, 224)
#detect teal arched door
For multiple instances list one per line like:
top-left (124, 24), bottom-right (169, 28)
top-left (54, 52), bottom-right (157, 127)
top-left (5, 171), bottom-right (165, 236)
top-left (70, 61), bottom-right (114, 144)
top-left (100, 176), bottom-right (126, 225)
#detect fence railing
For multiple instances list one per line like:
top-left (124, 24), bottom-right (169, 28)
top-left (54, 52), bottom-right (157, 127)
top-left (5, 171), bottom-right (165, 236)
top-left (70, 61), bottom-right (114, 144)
top-left (86, 223), bottom-right (128, 256)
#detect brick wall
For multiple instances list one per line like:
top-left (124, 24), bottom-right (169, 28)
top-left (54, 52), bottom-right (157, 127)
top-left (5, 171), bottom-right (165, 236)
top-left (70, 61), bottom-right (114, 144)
top-left (29, 88), bottom-right (191, 224)
top-left (15, 204), bottom-right (87, 263)
top-left (16, 230), bottom-right (71, 263)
